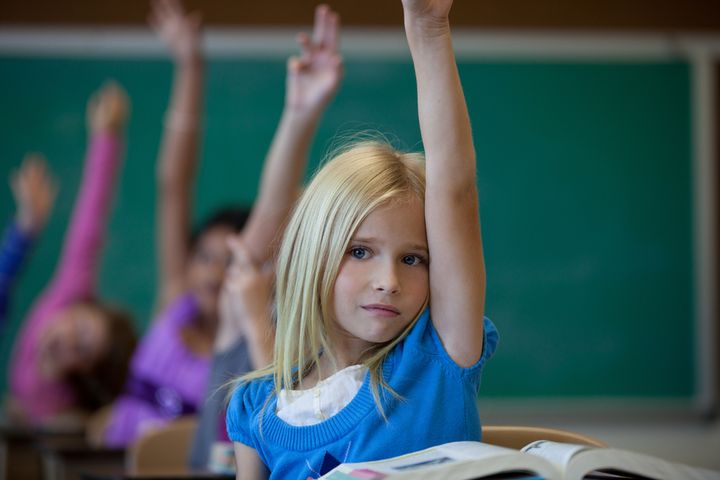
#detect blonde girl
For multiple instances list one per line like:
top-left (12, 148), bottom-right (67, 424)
top-left (226, 1), bottom-right (499, 478)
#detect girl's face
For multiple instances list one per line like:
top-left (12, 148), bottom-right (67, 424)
top-left (38, 303), bottom-right (110, 380)
top-left (331, 197), bottom-right (429, 362)
top-left (187, 226), bottom-right (234, 319)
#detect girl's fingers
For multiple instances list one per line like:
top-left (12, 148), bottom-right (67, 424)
top-left (325, 12), bottom-right (340, 51)
top-left (312, 4), bottom-right (329, 47)
top-left (296, 32), bottom-right (312, 56)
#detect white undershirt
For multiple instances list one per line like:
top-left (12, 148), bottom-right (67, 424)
top-left (276, 364), bottom-right (368, 426)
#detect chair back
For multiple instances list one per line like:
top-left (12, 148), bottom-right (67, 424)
top-left (126, 416), bottom-right (198, 475)
top-left (482, 425), bottom-right (607, 450)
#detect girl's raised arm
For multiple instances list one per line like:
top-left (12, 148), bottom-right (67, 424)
top-left (0, 155), bottom-right (56, 327)
top-left (150, 0), bottom-right (204, 309)
top-left (238, 4), bottom-right (342, 265)
top-left (403, 0), bottom-right (486, 367)
top-left (51, 83), bottom-right (128, 300)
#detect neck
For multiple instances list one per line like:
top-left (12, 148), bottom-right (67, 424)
top-left (179, 312), bottom-right (218, 357)
top-left (194, 311), bottom-right (218, 338)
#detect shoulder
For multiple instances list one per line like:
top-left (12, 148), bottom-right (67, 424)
top-left (226, 375), bottom-right (274, 445)
top-left (228, 375), bottom-right (273, 411)
top-left (392, 307), bottom-right (499, 376)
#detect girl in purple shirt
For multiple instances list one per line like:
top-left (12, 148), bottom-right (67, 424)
top-left (101, 0), bottom-right (342, 446)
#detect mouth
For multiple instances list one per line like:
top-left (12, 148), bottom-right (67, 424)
top-left (361, 304), bottom-right (401, 317)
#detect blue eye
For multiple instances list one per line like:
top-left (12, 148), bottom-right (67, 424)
top-left (350, 247), bottom-right (369, 259)
top-left (402, 255), bottom-right (423, 266)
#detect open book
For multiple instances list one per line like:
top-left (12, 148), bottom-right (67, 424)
top-left (320, 440), bottom-right (720, 480)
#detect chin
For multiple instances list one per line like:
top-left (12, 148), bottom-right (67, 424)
top-left (362, 328), bottom-right (405, 345)
top-left (38, 360), bottom-right (60, 380)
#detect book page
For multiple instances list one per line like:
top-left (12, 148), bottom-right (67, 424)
top-left (522, 441), bottom-right (720, 480)
top-left (521, 440), bottom-right (591, 471)
top-left (323, 442), bottom-right (560, 479)
top-left (568, 448), bottom-right (720, 480)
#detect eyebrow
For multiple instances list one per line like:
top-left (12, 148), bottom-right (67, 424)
top-left (352, 237), bottom-right (429, 254)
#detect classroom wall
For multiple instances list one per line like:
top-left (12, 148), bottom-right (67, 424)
top-left (0, 39), bottom-right (705, 410)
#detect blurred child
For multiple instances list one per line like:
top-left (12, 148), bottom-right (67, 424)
top-left (7, 83), bottom-right (137, 427)
top-left (226, 1), bottom-right (499, 478)
top-left (101, 0), bottom-right (342, 447)
top-left (188, 238), bottom-right (274, 472)
top-left (1, 155), bottom-right (56, 329)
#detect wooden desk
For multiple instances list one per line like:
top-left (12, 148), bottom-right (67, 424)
top-left (36, 436), bottom-right (125, 480)
top-left (0, 421), bottom-right (85, 480)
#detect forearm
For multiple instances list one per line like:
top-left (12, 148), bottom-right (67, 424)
top-left (54, 132), bottom-right (123, 295)
top-left (241, 106), bottom-right (321, 264)
top-left (158, 57), bottom-right (203, 182)
top-left (156, 57), bottom-right (204, 300)
top-left (405, 16), bottom-right (476, 195)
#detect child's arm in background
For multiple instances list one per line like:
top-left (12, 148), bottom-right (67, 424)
top-left (48, 82), bottom-right (129, 305)
top-left (151, 0), bottom-right (204, 310)
top-left (238, 4), bottom-right (342, 265)
top-left (217, 237), bottom-right (274, 366)
top-left (403, 0), bottom-right (486, 367)
top-left (0, 155), bottom-right (56, 327)
top-left (226, 9), bottom-right (342, 479)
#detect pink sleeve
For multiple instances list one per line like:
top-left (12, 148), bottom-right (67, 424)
top-left (51, 132), bottom-right (124, 299)
top-left (9, 131), bottom-right (124, 420)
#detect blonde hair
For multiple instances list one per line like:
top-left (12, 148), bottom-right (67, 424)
top-left (237, 139), bottom-right (427, 417)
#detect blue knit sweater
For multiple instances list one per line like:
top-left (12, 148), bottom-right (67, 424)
top-left (227, 308), bottom-right (499, 480)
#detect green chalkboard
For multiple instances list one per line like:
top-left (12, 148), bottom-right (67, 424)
top-left (0, 55), bottom-right (694, 402)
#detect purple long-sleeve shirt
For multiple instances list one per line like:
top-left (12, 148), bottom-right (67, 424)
top-left (103, 293), bottom-right (210, 447)
top-left (9, 132), bottom-right (123, 421)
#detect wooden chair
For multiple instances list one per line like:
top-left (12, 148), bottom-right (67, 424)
top-left (482, 425), bottom-right (607, 449)
top-left (126, 416), bottom-right (198, 475)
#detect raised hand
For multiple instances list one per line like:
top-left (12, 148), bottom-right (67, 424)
top-left (87, 81), bottom-right (130, 134)
top-left (286, 4), bottom-right (343, 112)
top-left (148, 0), bottom-right (202, 63)
top-left (11, 154), bottom-right (57, 234)
top-left (216, 236), bottom-right (274, 354)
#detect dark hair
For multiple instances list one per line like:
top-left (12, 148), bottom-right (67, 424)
top-left (188, 206), bottom-right (251, 251)
top-left (66, 301), bottom-right (138, 411)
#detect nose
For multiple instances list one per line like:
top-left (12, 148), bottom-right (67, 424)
top-left (205, 254), bottom-right (230, 280)
top-left (373, 261), bottom-right (400, 295)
